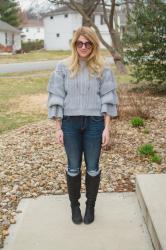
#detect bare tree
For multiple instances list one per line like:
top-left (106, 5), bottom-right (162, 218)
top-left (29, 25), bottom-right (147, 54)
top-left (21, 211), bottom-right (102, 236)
top-left (82, 0), bottom-right (100, 26)
top-left (48, 0), bottom-right (128, 73)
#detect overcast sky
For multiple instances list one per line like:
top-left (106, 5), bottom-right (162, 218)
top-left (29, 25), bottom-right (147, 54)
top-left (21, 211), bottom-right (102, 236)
top-left (17, 0), bottom-right (48, 9)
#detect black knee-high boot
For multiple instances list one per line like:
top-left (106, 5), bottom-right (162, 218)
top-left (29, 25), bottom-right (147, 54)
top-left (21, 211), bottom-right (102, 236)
top-left (84, 170), bottom-right (101, 224)
top-left (66, 171), bottom-right (82, 224)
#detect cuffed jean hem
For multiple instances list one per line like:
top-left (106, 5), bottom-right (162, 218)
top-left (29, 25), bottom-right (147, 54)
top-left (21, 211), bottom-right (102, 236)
top-left (87, 169), bottom-right (100, 176)
top-left (67, 169), bottom-right (81, 177)
top-left (67, 169), bottom-right (100, 177)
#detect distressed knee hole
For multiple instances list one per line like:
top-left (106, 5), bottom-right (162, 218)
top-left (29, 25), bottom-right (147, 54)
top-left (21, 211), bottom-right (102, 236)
top-left (87, 169), bottom-right (100, 176)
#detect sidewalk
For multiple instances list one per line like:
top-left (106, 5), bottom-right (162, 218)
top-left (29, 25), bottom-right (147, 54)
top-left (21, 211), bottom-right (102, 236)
top-left (3, 193), bottom-right (153, 250)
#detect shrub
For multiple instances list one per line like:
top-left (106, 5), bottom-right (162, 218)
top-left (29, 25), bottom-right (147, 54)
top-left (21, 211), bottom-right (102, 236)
top-left (123, 0), bottom-right (166, 93)
top-left (151, 154), bottom-right (161, 164)
top-left (131, 116), bottom-right (144, 127)
top-left (117, 86), bottom-right (152, 120)
top-left (138, 143), bottom-right (155, 156)
top-left (21, 40), bottom-right (44, 53)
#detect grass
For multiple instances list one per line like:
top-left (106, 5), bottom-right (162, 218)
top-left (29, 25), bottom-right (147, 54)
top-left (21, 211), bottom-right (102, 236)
top-left (138, 143), bottom-right (155, 156)
top-left (0, 113), bottom-right (46, 133)
top-left (0, 48), bottom-right (134, 84)
top-left (151, 154), bottom-right (161, 164)
top-left (0, 50), bottom-right (70, 64)
top-left (0, 58), bottom-right (135, 134)
top-left (0, 76), bottom-right (47, 99)
top-left (0, 69), bottom-right (135, 86)
top-left (111, 65), bottom-right (135, 85)
top-left (0, 49), bottom-right (110, 64)
top-left (0, 74), bottom-right (48, 134)
top-left (131, 117), bottom-right (144, 127)
top-left (0, 64), bottom-right (135, 85)
top-left (137, 143), bottom-right (161, 164)
top-left (0, 69), bottom-right (52, 77)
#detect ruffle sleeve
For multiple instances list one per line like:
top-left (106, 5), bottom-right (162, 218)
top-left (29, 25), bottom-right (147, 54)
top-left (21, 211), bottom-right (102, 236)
top-left (100, 67), bottom-right (119, 117)
top-left (47, 61), bottom-right (66, 119)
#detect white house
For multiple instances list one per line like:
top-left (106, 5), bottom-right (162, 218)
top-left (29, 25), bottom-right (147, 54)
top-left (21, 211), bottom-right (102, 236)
top-left (116, 6), bottom-right (127, 39)
top-left (20, 19), bottom-right (44, 42)
top-left (43, 5), bottom-right (112, 50)
top-left (0, 20), bottom-right (21, 52)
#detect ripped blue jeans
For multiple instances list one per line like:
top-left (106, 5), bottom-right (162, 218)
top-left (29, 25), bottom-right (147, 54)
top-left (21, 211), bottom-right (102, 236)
top-left (61, 115), bottom-right (105, 177)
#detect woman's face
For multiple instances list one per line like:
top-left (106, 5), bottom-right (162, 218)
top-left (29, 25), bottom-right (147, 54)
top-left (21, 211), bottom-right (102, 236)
top-left (75, 35), bottom-right (93, 59)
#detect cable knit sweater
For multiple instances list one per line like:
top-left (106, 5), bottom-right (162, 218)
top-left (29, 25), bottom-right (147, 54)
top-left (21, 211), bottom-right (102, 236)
top-left (47, 58), bottom-right (119, 119)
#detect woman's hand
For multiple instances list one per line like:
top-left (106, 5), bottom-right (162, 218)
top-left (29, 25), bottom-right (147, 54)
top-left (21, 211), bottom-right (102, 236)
top-left (101, 127), bottom-right (110, 147)
top-left (56, 129), bottom-right (64, 145)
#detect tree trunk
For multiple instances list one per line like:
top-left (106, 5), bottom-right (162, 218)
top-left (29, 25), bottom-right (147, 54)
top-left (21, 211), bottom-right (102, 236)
top-left (110, 30), bottom-right (127, 74)
top-left (82, 0), bottom-right (91, 26)
top-left (82, 0), bottom-right (99, 26)
top-left (113, 55), bottom-right (127, 74)
top-left (53, 0), bottom-right (127, 74)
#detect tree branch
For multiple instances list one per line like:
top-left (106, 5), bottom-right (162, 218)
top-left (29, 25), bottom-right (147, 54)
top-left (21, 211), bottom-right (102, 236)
top-left (101, 0), bottom-right (110, 29)
top-left (109, 0), bottom-right (115, 30)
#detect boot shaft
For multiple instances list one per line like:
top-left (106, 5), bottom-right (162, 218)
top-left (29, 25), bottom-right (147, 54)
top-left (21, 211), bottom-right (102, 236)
top-left (66, 171), bottom-right (81, 205)
top-left (85, 170), bottom-right (101, 206)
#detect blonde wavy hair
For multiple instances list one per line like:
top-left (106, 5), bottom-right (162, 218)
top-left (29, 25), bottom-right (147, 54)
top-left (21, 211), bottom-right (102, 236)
top-left (65, 26), bottom-right (106, 78)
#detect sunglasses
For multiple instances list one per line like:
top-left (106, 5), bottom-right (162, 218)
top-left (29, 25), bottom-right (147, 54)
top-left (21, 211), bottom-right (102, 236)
top-left (75, 41), bottom-right (93, 49)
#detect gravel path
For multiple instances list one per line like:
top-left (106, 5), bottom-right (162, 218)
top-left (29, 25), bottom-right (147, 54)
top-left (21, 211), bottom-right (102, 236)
top-left (0, 93), bottom-right (165, 248)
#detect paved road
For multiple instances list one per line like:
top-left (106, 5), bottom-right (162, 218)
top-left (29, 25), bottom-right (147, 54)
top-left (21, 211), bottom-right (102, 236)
top-left (0, 57), bottom-right (114, 74)
top-left (0, 60), bottom-right (58, 74)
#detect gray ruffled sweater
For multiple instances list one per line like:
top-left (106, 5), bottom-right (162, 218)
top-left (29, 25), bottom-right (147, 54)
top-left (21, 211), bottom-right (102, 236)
top-left (47, 58), bottom-right (119, 119)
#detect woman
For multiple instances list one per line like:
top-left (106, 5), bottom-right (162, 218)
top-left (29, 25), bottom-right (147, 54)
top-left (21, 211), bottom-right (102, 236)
top-left (47, 26), bottom-right (119, 225)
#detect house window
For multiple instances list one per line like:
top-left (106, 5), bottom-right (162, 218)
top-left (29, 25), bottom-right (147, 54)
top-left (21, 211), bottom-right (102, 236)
top-left (5, 33), bottom-right (7, 44)
top-left (50, 16), bottom-right (54, 19)
top-left (56, 33), bottom-right (60, 37)
top-left (64, 14), bottom-right (68, 18)
top-left (100, 15), bottom-right (105, 25)
top-left (26, 28), bottom-right (29, 32)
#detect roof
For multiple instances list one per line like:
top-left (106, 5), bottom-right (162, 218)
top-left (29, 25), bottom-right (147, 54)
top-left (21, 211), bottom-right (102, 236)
top-left (42, 4), bottom-right (127, 26)
top-left (43, 5), bottom-right (109, 17)
top-left (0, 20), bottom-right (20, 33)
top-left (43, 5), bottom-right (75, 17)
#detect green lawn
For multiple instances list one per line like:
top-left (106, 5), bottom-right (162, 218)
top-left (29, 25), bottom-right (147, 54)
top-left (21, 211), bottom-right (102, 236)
top-left (0, 50), bottom-right (70, 64)
top-left (0, 69), bottom-right (52, 77)
top-left (109, 65), bottom-right (135, 85)
top-left (0, 49), bottom-right (110, 64)
top-left (0, 73), bottom-right (49, 134)
top-left (0, 63), bottom-right (134, 134)
top-left (0, 66), bottom-right (134, 85)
